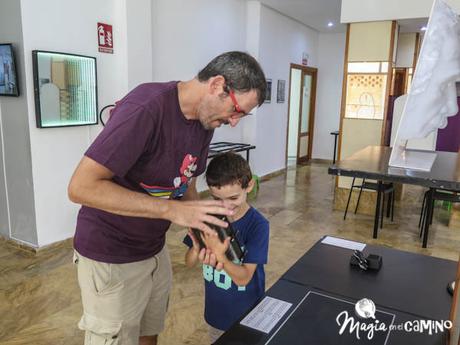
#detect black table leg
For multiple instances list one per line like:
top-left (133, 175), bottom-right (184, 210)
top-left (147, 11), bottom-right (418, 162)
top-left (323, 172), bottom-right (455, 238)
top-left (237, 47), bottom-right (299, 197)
top-left (422, 188), bottom-right (434, 248)
top-left (333, 135), bottom-right (338, 164)
top-left (373, 181), bottom-right (382, 238)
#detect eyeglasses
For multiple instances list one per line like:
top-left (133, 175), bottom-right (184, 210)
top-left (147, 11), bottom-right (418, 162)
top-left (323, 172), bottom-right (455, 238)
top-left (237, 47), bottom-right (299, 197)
top-left (227, 88), bottom-right (252, 117)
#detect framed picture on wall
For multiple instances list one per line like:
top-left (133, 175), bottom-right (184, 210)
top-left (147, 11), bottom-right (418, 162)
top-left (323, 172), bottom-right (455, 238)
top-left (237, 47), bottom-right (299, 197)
top-left (277, 79), bottom-right (286, 103)
top-left (265, 79), bottom-right (272, 103)
top-left (0, 43), bottom-right (20, 97)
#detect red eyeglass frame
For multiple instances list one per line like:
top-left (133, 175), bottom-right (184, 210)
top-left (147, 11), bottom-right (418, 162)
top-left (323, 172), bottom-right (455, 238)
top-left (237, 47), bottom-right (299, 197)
top-left (228, 89), bottom-right (251, 116)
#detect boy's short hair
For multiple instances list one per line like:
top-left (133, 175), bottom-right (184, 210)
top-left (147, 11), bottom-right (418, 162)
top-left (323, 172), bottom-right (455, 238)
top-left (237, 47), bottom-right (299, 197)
top-left (206, 152), bottom-right (252, 189)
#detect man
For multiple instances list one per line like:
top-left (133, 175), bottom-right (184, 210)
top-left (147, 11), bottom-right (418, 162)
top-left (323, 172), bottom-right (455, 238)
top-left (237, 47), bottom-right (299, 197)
top-left (68, 51), bottom-right (266, 345)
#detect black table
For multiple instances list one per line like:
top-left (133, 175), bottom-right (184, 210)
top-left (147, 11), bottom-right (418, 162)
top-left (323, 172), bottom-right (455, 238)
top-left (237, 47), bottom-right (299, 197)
top-left (328, 145), bottom-right (460, 247)
top-left (216, 237), bottom-right (456, 345)
top-left (208, 142), bottom-right (256, 162)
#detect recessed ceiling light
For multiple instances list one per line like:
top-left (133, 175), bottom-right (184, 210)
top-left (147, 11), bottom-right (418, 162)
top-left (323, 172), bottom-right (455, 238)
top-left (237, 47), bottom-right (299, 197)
top-left (421, 26), bottom-right (427, 31)
top-left (328, 22), bottom-right (334, 27)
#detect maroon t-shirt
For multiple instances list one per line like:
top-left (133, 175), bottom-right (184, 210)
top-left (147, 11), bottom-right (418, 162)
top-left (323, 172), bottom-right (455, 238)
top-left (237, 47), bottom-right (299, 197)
top-left (73, 82), bottom-right (214, 263)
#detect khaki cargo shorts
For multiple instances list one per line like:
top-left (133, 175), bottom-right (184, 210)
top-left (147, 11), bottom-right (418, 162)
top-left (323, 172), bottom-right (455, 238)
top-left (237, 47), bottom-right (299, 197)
top-left (73, 245), bottom-right (172, 345)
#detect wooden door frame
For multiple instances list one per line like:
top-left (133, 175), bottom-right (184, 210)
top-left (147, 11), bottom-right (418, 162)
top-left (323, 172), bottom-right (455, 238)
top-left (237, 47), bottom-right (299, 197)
top-left (285, 63), bottom-right (318, 166)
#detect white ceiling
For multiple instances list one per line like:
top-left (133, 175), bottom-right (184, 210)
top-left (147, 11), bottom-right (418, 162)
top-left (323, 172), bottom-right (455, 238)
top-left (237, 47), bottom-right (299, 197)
top-left (398, 18), bottom-right (428, 33)
top-left (256, 0), bottom-right (428, 34)
top-left (256, 0), bottom-right (346, 33)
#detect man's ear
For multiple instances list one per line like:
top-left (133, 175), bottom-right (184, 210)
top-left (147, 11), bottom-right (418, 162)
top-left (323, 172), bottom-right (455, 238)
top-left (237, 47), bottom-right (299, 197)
top-left (208, 75), bottom-right (226, 95)
top-left (246, 178), bottom-right (255, 194)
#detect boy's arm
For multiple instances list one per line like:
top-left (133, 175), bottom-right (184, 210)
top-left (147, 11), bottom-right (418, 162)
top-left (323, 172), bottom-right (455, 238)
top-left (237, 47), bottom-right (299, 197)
top-left (203, 236), bottom-right (258, 286)
top-left (185, 247), bottom-right (199, 268)
top-left (219, 253), bottom-right (257, 286)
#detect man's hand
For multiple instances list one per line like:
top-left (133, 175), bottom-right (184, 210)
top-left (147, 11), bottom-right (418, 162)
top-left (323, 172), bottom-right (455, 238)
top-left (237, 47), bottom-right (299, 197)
top-left (166, 199), bottom-right (234, 236)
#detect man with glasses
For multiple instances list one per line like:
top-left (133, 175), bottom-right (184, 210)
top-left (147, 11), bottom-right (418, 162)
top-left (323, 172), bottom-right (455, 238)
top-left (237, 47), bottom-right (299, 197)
top-left (68, 51), bottom-right (266, 345)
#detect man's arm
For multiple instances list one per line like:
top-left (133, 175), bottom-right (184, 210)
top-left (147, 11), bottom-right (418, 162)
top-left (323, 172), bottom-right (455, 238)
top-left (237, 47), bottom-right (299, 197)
top-left (68, 156), bottom-right (233, 234)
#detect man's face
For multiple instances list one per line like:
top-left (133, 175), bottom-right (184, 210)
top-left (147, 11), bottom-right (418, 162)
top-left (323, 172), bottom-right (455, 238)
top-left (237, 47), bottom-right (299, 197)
top-left (198, 88), bottom-right (259, 130)
top-left (209, 181), bottom-right (253, 214)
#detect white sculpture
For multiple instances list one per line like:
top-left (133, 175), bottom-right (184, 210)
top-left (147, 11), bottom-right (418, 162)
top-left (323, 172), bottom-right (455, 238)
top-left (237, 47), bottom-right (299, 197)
top-left (389, 0), bottom-right (460, 171)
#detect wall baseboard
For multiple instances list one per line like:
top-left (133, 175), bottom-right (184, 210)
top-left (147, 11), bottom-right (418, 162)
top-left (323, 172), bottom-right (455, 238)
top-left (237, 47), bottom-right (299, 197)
top-left (0, 234), bottom-right (73, 256)
top-left (260, 168), bottom-right (286, 182)
top-left (310, 158), bottom-right (333, 165)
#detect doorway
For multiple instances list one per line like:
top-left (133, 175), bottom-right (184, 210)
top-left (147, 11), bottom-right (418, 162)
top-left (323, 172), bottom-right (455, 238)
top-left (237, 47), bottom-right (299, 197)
top-left (286, 64), bottom-right (317, 166)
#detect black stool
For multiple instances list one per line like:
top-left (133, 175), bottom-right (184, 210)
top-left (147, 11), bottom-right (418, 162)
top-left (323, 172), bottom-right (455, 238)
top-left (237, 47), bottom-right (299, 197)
top-left (344, 178), bottom-right (395, 229)
top-left (419, 189), bottom-right (460, 241)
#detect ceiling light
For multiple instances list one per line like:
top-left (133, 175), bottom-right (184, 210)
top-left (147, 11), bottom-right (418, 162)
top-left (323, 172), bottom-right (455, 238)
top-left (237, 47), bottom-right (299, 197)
top-left (421, 26), bottom-right (427, 31)
top-left (327, 22), bottom-right (334, 27)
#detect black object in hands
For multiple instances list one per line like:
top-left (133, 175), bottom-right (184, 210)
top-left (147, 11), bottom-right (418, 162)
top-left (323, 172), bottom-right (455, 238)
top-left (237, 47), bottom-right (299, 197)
top-left (350, 250), bottom-right (382, 271)
top-left (191, 215), bottom-right (245, 262)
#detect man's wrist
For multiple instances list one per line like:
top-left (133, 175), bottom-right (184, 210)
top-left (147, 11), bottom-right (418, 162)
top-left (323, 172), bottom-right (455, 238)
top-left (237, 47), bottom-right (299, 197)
top-left (160, 199), bottom-right (175, 221)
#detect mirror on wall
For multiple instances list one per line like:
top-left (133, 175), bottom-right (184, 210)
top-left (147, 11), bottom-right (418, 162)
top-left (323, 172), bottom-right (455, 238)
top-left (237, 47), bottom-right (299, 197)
top-left (32, 50), bottom-right (98, 128)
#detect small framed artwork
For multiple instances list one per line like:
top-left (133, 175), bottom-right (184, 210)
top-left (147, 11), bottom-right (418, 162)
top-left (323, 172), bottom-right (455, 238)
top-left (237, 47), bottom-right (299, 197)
top-left (277, 79), bottom-right (286, 103)
top-left (265, 79), bottom-right (272, 103)
top-left (0, 44), bottom-right (20, 97)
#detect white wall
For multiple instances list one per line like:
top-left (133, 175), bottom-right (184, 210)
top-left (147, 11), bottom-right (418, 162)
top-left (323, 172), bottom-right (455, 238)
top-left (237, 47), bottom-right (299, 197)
top-left (396, 33), bottom-right (416, 68)
top-left (341, 0), bottom-right (460, 23)
top-left (126, 0), bottom-right (153, 90)
top-left (255, 4), bottom-right (319, 176)
top-left (0, 0), bottom-right (38, 246)
top-left (312, 32), bottom-right (346, 160)
top-left (0, 104), bottom-right (8, 239)
top-left (20, 0), bottom-right (132, 246)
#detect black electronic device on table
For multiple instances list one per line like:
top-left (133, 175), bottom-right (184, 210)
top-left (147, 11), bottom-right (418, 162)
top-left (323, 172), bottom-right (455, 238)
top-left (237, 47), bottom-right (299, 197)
top-left (191, 215), bottom-right (245, 262)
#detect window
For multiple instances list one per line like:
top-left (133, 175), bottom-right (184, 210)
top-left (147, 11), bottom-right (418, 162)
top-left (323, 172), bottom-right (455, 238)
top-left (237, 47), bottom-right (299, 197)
top-left (345, 62), bottom-right (388, 120)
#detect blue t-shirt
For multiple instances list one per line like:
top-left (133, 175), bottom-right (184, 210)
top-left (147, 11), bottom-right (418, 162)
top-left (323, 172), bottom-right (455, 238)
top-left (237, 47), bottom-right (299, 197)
top-left (184, 206), bottom-right (269, 331)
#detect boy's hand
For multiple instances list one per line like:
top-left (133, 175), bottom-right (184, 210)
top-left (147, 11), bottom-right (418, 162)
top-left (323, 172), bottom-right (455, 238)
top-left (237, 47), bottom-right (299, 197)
top-left (203, 233), bottom-right (230, 263)
top-left (199, 248), bottom-right (224, 271)
top-left (187, 229), bottom-right (201, 254)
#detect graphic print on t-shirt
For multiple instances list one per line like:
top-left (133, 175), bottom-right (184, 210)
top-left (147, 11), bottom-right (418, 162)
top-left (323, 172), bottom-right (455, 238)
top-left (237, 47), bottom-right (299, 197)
top-left (202, 247), bottom-right (246, 292)
top-left (140, 154), bottom-right (197, 199)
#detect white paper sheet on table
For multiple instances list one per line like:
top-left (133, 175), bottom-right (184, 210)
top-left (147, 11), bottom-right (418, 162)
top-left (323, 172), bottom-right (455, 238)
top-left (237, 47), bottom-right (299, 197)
top-left (321, 236), bottom-right (366, 251)
top-left (240, 296), bottom-right (292, 334)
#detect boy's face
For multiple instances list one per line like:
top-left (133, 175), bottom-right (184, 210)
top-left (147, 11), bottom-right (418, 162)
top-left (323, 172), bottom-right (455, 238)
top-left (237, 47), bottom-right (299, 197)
top-left (209, 180), bottom-right (254, 214)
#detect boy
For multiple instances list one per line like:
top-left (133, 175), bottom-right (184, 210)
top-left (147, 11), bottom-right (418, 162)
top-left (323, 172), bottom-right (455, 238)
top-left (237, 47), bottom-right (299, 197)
top-left (184, 152), bottom-right (270, 343)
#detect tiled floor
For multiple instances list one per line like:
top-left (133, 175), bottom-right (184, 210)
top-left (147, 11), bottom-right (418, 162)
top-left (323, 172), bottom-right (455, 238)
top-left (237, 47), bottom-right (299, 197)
top-left (0, 162), bottom-right (458, 345)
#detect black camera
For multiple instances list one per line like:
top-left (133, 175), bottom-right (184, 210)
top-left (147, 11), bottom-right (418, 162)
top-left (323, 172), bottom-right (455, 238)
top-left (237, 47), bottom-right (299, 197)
top-left (191, 215), bottom-right (245, 262)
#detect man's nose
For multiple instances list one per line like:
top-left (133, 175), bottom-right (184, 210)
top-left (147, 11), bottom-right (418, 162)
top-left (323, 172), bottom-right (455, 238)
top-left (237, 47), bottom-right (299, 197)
top-left (228, 116), bottom-right (240, 127)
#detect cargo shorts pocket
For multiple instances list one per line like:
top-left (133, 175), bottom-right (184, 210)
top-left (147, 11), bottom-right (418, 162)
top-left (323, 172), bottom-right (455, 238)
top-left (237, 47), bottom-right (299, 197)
top-left (79, 313), bottom-right (122, 345)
